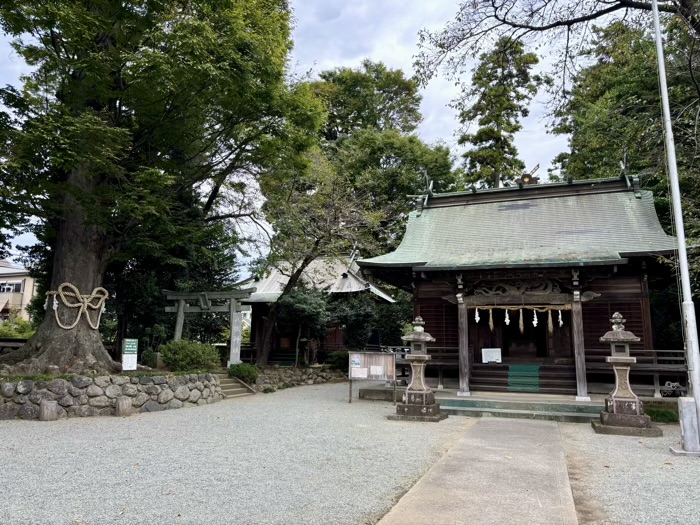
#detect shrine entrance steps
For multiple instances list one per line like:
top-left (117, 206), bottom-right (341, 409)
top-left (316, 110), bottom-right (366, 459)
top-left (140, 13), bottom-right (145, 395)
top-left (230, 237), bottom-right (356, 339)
top-left (357, 387), bottom-right (603, 423)
top-left (470, 362), bottom-right (577, 395)
top-left (438, 396), bottom-right (600, 423)
top-left (215, 374), bottom-right (255, 399)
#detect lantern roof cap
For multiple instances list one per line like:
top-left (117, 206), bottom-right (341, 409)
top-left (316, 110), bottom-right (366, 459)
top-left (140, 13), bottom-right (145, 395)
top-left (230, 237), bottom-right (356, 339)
top-left (600, 312), bottom-right (640, 343)
top-left (401, 316), bottom-right (436, 343)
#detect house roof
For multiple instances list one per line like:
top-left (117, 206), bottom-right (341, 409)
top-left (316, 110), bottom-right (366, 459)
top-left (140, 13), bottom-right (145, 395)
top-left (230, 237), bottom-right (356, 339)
top-left (239, 257), bottom-right (395, 303)
top-left (358, 178), bottom-right (677, 271)
top-left (0, 260), bottom-right (30, 278)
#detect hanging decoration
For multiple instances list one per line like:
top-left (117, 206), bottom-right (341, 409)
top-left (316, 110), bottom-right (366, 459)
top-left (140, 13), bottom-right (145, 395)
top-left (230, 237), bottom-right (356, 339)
top-left (558, 310), bottom-right (563, 327)
top-left (519, 309), bottom-right (524, 334)
top-left (475, 308), bottom-right (480, 323)
top-left (489, 309), bottom-right (494, 332)
top-left (504, 309), bottom-right (510, 325)
top-left (532, 310), bottom-right (538, 327)
top-left (547, 310), bottom-right (554, 335)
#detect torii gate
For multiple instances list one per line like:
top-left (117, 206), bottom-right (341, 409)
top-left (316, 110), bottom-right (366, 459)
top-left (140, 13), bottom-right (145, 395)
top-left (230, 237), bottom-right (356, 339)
top-left (164, 288), bottom-right (255, 366)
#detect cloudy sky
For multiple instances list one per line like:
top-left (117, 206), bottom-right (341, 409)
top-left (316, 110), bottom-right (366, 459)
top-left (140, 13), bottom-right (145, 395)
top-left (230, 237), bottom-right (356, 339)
top-left (289, 0), bottom-right (569, 176)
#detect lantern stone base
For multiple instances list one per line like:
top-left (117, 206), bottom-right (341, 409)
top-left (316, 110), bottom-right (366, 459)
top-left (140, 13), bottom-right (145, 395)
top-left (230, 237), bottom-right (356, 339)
top-left (387, 354), bottom-right (446, 422)
top-left (388, 402), bottom-right (447, 422)
top-left (591, 420), bottom-right (663, 437)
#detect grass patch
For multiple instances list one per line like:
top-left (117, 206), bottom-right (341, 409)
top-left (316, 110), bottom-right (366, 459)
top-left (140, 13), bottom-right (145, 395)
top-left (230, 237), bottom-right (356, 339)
top-left (0, 374), bottom-right (76, 382)
top-left (645, 407), bottom-right (679, 423)
top-left (120, 370), bottom-right (212, 378)
top-left (262, 387), bottom-right (276, 393)
top-left (0, 370), bottom-right (216, 382)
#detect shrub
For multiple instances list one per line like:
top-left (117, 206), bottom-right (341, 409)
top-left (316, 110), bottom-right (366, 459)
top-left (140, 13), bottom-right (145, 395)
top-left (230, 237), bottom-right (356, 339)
top-left (158, 340), bottom-right (220, 372)
top-left (228, 363), bottom-right (259, 385)
top-left (140, 349), bottom-right (158, 369)
top-left (325, 350), bottom-right (349, 374)
top-left (0, 310), bottom-right (35, 339)
top-left (263, 386), bottom-right (276, 393)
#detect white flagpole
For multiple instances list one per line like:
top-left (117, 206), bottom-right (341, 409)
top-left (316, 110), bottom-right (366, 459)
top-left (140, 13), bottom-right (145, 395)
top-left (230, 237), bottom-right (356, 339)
top-left (651, 0), bottom-right (700, 452)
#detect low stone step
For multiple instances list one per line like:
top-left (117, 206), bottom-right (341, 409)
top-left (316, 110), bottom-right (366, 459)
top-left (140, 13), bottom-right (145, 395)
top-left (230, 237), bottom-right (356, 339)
top-left (439, 398), bottom-right (601, 414)
top-left (221, 385), bottom-right (250, 395)
top-left (224, 393), bottom-right (252, 400)
top-left (441, 406), bottom-right (599, 423)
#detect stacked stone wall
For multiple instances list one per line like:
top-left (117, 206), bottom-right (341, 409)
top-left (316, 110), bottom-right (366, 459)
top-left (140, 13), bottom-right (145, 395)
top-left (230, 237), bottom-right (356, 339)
top-left (0, 373), bottom-right (223, 420)
top-left (255, 366), bottom-right (346, 392)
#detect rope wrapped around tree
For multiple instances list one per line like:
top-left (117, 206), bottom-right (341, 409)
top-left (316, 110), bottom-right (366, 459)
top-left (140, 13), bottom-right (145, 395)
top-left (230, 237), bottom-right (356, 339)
top-left (45, 282), bottom-right (109, 330)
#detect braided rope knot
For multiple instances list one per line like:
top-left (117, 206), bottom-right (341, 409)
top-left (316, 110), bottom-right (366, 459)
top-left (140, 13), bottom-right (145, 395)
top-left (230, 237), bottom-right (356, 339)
top-left (45, 282), bottom-right (109, 330)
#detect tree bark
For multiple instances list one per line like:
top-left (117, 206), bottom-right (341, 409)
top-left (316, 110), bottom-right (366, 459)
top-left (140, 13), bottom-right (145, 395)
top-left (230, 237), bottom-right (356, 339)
top-left (0, 169), bottom-right (119, 375)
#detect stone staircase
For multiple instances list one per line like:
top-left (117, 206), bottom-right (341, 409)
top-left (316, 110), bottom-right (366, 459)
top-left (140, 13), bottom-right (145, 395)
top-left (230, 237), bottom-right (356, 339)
top-left (357, 386), bottom-right (602, 423)
top-left (215, 373), bottom-right (255, 400)
top-left (438, 397), bottom-right (601, 423)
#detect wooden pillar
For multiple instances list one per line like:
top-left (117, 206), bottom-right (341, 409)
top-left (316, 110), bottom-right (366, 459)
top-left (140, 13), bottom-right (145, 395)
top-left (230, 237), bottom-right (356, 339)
top-left (457, 293), bottom-right (471, 396)
top-left (572, 291), bottom-right (590, 401)
top-left (228, 300), bottom-right (243, 367)
top-left (174, 299), bottom-right (185, 341)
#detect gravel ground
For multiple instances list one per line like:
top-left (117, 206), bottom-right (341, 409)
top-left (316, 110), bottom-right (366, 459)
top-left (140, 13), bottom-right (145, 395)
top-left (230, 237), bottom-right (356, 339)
top-left (560, 422), bottom-right (700, 525)
top-left (0, 382), bottom-right (469, 525)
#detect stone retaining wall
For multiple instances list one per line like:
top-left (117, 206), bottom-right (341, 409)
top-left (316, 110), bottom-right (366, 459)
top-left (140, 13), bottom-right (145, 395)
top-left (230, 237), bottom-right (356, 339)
top-left (0, 373), bottom-right (223, 420)
top-left (255, 366), bottom-right (346, 392)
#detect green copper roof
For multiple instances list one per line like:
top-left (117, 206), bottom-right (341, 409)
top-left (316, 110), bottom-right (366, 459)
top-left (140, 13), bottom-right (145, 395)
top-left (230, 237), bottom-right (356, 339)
top-left (359, 184), bottom-right (676, 271)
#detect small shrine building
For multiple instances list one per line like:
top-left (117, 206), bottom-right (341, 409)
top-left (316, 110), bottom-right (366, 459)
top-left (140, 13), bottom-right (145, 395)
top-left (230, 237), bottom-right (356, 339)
top-left (358, 176), bottom-right (681, 401)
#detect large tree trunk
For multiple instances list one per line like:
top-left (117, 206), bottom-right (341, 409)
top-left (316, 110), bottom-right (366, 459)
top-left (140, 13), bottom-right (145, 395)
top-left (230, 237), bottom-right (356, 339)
top-left (256, 302), bottom-right (280, 367)
top-left (0, 170), bottom-right (119, 375)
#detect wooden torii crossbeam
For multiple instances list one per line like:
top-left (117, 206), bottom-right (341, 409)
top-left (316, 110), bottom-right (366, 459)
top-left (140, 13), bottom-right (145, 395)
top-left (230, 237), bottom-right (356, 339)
top-left (164, 289), bottom-right (255, 366)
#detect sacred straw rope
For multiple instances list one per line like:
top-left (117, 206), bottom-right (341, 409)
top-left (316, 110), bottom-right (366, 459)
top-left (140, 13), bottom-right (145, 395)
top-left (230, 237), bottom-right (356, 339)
top-left (45, 282), bottom-right (109, 330)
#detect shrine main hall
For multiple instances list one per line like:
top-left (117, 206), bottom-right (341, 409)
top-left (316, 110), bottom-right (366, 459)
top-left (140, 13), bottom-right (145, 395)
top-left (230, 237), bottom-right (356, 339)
top-left (358, 176), bottom-right (683, 401)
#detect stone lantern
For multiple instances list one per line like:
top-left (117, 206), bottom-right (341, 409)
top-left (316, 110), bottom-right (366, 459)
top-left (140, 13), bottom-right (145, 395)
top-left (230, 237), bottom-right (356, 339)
top-left (388, 317), bottom-right (447, 422)
top-left (591, 312), bottom-right (662, 437)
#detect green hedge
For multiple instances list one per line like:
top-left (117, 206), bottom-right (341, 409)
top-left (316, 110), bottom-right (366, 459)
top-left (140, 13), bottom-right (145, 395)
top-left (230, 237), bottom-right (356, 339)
top-left (228, 363), bottom-right (259, 385)
top-left (158, 340), bottom-right (220, 372)
top-left (325, 351), bottom-right (349, 374)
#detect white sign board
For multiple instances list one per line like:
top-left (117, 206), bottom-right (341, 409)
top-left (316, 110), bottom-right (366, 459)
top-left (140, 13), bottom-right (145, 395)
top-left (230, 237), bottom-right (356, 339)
top-left (122, 338), bottom-right (138, 371)
top-left (348, 352), bottom-right (396, 381)
top-left (482, 348), bottom-right (502, 364)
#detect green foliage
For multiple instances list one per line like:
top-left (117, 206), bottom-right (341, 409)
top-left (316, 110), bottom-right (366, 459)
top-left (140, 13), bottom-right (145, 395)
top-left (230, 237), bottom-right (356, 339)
top-left (278, 289), bottom-right (330, 341)
top-left (551, 23), bottom-right (661, 181)
top-left (0, 0), bottom-right (324, 367)
top-left (550, 20), bottom-right (700, 284)
top-left (140, 349), bottom-right (158, 369)
top-left (645, 407), bottom-right (679, 424)
top-left (325, 351), bottom-right (349, 374)
top-left (373, 290), bottom-right (413, 346)
top-left (0, 310), bottom-right (35, 339)
top-left (262, 386), bottom-right (276, 393)
top-left (455, 37), bottom-right (545, 188)
top-left (228, 363), bottom-right (259, 385)
top-left (328, 294), bottom-right (376, 350)
top-left (158, 340), bottom-right (220, 372)
top-left (311, 60), bottom-right (422, 141)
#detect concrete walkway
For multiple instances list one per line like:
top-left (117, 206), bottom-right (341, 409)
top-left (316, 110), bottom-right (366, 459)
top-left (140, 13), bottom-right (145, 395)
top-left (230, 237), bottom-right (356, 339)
top-left (377, 418), bottom-right (578, 525)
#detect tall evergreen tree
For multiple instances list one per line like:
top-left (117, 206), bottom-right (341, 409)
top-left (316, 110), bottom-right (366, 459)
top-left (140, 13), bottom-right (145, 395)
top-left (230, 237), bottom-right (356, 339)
top-left (0, 0), bottom-right (322, 374)
top-left (456, 38), bottom-right (544, 188)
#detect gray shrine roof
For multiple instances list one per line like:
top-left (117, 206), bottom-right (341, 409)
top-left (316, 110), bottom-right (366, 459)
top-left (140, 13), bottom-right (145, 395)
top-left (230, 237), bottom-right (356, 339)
top-left (358, 178), bottom-right (677, 271)
top-left (238, 256), bottom-right (395, 303)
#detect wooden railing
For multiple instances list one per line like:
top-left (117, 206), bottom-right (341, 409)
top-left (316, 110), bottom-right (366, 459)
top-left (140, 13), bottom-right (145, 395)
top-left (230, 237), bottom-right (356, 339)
top-left (586, 349), bottom-right (687, 397)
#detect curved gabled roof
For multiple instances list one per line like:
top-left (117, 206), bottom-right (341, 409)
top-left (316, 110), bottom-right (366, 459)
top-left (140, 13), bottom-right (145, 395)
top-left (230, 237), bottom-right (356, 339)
top-left (359, 180), bottom-right (676, 271)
